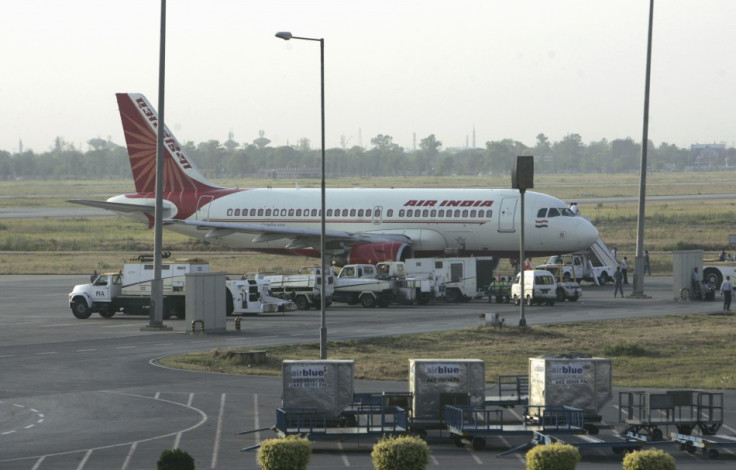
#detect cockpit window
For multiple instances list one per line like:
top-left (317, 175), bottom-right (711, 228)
top-left (547, 208), bottom-right (560, 217)
top-left (560, 207), bottom-right (575, 216)
top-left (537, 208), bottom-right (547, 217)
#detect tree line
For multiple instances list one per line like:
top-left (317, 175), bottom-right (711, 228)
top-left (0, 133), bottom-right (732, 180)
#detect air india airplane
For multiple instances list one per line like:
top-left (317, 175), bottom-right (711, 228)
top-left (71, 93), bottom-right (598, 267)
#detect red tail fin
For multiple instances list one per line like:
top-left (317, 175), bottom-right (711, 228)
top-left (115, 93), bottom-right (222, 194)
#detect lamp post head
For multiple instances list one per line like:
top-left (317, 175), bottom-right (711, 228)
top-left (275, 31), bottom-right (292, 40)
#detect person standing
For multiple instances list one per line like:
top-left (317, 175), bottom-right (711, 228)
top-left (721, 276), bottom-right (733, 311)
top-left (691, 267), bottom-right (702, 300)
top-left (620, 256), bottom-right (629, 284)
top-left (613, 266), bottom-right (624, 298)
top-left (644, 250), bottom-right (651, 276)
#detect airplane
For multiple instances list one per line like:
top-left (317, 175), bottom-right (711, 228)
top-left (70, 93), bottom-right (598, 268)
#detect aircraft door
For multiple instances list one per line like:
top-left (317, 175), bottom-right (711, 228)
top-left (371, 206), bottom-right (383, 225)
top-left (196, 195), bottom-right (214, 221)
top-left (498, 197), bottom-right (518, 232)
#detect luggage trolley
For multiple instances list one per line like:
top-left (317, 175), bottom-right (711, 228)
top-left (670, 432), bottom-right (736, 459)
top-left (446, 404), bottom-right (585, 451)
top-left (619, 390), bottom-right (723, 441)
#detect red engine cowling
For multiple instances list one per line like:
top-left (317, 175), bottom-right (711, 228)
top-left (334, 242), bottom-right (413, 266)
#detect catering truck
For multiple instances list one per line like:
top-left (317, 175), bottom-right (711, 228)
top-left (404, 256), bottom-right (497, 302)
top-left (68, 255), bottom-right (296, 319)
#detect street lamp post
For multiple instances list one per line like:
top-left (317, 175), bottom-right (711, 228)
top-left (276, 31), bottom-right (327, 359)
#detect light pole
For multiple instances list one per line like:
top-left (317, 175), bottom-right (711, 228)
top-left (276, 31), bottom-right (327, 359)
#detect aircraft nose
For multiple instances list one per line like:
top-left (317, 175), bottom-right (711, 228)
top-left (577, 217), bottom-right (599, 249)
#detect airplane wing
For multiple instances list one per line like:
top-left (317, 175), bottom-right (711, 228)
top-left (68, 199), bottom-right (161, 215)
top-left (164, 219), bottom-right (413, 249)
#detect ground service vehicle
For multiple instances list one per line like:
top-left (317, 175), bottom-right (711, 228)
top-left (511, 269), bottom-right (557, 306)
top-left (702, 263), bottom-right (736, 289)
top-left (404, 256), bottom-right (497, 302)
top-left (333, 262), bottom-right (418, 307)
top-left (536, 237), bottom-right (617, 285)
top-left (68, 255), bottom-right (295, 319)
top-left (258, 266), bottom-right (335, 310)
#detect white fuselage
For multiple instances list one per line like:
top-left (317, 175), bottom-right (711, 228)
top-left (109, 187), bottom-right (598, 258)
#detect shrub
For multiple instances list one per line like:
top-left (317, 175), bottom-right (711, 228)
top-left (157, 448), bottom-right (195, 470)
top-left (371, 435), bottom-right (430, 470)
top-left (257, 435), bottom-right (311, 470)
top-left (622, 448), bottom-right (676, 470)
top-left (525, 442), bottom-right (580, 470)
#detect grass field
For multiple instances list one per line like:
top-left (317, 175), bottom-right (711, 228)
top-left (159, 313), bottom-right (736, 389)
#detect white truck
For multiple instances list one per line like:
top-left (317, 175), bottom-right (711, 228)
top-left (404, 256), bottom-right (497, 302)
top-left (332, 262), bottom-right (417, 308)
top-left (535, 237), bottom-right (617, 285)
top-left (68, 255), bottom-right (296, 319)
top-left (257, 266), bottom-right (335, 310)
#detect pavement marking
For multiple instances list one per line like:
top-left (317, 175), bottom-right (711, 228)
top-left (211, 393), bottom-right (226, 469)
top-left (76, 449), bottom-right (92, 470)
top-left (31, 456), bottom-right (45, 470)
top-left (121, 442), bottom-right (137, 470)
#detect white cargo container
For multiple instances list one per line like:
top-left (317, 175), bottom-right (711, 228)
top-left (528, 355), bottom-right (612, 416)
top-left (281, 360), bottom-right (354, 419)
top-left (409, 359), bottom-right (485, 421)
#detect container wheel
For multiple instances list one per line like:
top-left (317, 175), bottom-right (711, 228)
top-left (556, 287), bottom-right (567, 301)
top-left (568, 295), bottom-right (579, 302)
top-left (294, 295), bottom-right (310, 310)
top-left (446, 288), bottom-right (462, 303)
top-left (71, 299), bottom-right (92, 319)
top-left (679, 288), bottom-right (690, 301)
top-left (360, 294), bottom-right (377, 308)
top-left (98, 308), bottom-right (115, 319)
top-left (650, 428), bottom-right (664, 441)
top-left (705, 448), bottom-right (719, 459)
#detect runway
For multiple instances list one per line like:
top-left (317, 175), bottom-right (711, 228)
top-left (0, 275), bottom-right (734, 469)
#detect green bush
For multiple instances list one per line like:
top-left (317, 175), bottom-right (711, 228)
top-left (622, 448), bottom-right (676, 470)
top-left (371, 435), bottom-right (430, 470)
top-left (157, 448), bottom-right (195, 470)
top-left (257, 435), bottom-right (311, 470)
top-left (525, 442), bottom-right (580, 470)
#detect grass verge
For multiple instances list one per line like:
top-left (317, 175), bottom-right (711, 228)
top-left (158, 312), bottom-right (736, 389)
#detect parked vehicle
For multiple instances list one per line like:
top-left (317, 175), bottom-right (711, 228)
top-left (68, 254), bottom-right (295, 319)
top-left (258, 266), bottom-right (335, 310)
top-left (511, 269), bottom-right (557, 306)
top-left (536, 237), bottom-right (617, 285)
top-left (404, 256), bottom-right (497, 302)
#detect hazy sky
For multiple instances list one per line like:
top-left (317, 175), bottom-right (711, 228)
top-left (3, 0), bottom-right (734, 153)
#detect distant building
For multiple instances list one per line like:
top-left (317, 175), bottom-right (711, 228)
top-left (690, 143), bottom-right (726, 168)
top-left (256, 167), bottom-right (321, 179)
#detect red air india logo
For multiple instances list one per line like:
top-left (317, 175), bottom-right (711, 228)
top-left (403, 200), bottom-right (493, 207)
top-left (134, 97), bottom-right (192, 169)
